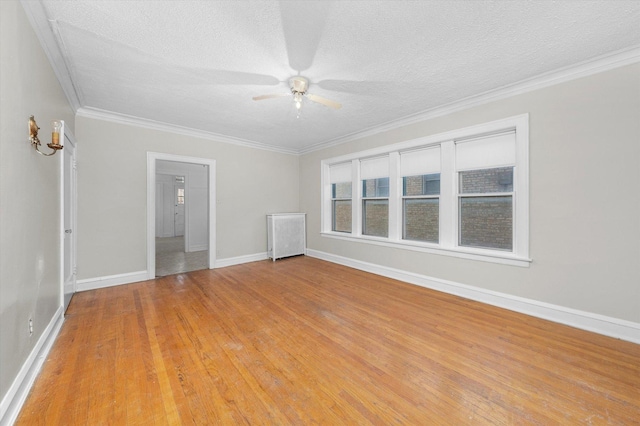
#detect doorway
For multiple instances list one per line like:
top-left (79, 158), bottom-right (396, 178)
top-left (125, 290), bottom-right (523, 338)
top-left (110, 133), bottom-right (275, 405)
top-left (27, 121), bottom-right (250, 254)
top-left (155, 163), bottom-right (206, 276)
top-left (155, 174), bottom-right (185, 238)
top-left (147, 153), bottom-right (216, 279)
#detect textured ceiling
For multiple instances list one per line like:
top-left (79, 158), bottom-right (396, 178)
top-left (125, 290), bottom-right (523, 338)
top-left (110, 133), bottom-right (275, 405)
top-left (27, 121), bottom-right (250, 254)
top-left (30, 0), bottom-right (640, 153)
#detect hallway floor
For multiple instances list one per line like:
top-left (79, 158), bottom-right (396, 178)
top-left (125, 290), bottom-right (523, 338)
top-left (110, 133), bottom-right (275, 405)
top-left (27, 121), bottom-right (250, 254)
top-left (155, 236), bottom-right (208, 277)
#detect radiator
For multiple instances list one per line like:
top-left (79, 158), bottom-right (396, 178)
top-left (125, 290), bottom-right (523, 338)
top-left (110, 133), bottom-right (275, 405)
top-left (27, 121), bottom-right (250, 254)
top-left (267, 213), bottom-right (306, 261)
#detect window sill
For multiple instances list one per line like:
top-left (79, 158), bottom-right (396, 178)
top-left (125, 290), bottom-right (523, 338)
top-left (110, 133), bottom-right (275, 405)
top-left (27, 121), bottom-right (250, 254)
top-left (320, 232), bottom-right (532, 267)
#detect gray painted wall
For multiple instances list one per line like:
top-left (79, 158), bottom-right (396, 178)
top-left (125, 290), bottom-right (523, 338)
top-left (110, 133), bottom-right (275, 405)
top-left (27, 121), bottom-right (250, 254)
top-left (0, 0), bottom-right (75, 411)
top-left (75, 117), bottom-right (300, 280)
top-left (1, 0), bottom-right (638, 417)
top-left (300, 63), bottom-right (640, 323)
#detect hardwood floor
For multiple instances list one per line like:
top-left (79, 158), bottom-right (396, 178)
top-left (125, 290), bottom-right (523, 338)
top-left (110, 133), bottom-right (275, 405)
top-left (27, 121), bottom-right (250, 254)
top-left (16, 257), bottom-right (640, 424)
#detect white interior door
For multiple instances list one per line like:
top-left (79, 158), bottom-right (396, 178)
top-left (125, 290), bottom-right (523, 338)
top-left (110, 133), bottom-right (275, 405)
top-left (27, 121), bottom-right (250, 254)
top-left (63, 134), bottom-right (77, 312)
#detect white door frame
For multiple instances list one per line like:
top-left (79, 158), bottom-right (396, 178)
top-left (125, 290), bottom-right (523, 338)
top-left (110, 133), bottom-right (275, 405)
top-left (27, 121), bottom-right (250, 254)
top-left (147, 152), bottom-right (216, 279)
top-left (60, 125), bottom-right (77, 310)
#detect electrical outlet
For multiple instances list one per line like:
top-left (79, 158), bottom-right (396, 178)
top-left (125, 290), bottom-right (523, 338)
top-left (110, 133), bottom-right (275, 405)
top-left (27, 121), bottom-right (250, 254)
top-left (28, 317), bottom-right (33, 336)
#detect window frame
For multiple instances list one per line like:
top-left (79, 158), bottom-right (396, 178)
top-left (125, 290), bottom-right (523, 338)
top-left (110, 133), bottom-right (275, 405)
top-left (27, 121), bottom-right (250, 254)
top-left (321, 114), bottom-right (530, 267)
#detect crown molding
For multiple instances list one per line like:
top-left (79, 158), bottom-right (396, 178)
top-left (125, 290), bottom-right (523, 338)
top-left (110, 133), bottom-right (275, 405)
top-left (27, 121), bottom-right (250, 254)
top-left (20, 0), bottom-right (83, 112)
top-left (76, 107), bottom-right (299, 155)
top-left (76, 44), bottom-right (640, 157)
top-left (22, 0), bottom-right (639, 157)
top-left (299, 45), bottom-right (640, 155)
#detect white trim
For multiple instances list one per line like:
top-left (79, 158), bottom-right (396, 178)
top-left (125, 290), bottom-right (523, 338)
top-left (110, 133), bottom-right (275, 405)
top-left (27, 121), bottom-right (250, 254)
top-left (20, 0), bottom-right (639, 158)
top-left (187, 244), bottom-right (209, 253)
top-left (77, 107), bottom-right (298, 155)
top-left (147, 152), bottom-right (217, 280)
top-left (58, 121), bottom-right (65, 309)
top-left (0, 306), bottom-right (65, 426)
top-left (214, 252), bottom-right (269, 268)
top-left (76, 46), bottom-right (640, 156)
top-left (320, 232), bottom-right (531, 267)
top-left (60, 127), bottom-right (78, 311)
top-left (513, 117), bottom-right (530, 257)
top-left (76, 270), bottom-right (149, 292)
top-left (306, 249), bottom-right (640, 344)
top-left (20, 1), bottom-right (82, 111)
top-left (300, 45), bottom-right (640, 154)
top-left (75, 46), bottom-right (640, 156)
top-left (321, 114), bottom-right (529, 265)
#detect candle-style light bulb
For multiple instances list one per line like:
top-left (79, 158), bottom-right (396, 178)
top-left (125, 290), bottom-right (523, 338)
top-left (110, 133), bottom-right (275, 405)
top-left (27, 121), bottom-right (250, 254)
top-left (51, 120), bottom-right (62, 146)
top-left (294, 93), bottom-right (303, 118)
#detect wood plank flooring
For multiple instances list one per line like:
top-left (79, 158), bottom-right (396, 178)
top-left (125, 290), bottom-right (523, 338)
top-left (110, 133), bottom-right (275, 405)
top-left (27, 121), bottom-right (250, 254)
top-left (16, 256), bottom-right (640, 424)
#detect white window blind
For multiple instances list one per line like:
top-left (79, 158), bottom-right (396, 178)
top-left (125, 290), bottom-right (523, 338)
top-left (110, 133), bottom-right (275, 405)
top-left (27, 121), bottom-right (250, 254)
top-left (400, 147), bottom-right (441, 177)
top-left (360, 156), bottom-right (389, 180)
top-left (329, 162), bottom-right (352, 183)
top-left (456, 131), bottom-right (516, 170)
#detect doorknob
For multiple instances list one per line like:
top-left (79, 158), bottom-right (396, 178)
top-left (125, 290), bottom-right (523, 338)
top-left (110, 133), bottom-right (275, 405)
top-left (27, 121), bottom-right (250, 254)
top-left (65, 229), bottom-right (72, 234)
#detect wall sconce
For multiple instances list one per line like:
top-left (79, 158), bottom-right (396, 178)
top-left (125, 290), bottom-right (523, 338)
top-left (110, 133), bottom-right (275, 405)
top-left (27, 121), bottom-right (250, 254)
top-left (29, 115), bottom-right (63, 156)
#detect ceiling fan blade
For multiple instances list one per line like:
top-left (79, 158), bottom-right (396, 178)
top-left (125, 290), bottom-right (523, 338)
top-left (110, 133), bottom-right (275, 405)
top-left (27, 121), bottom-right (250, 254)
top-left (307, 93), bottom-right (342, 109)
top-left (317, 79), bottom-right (412, 95)
top-left (55, 21), bottom-right (280, 88)
top-left (192, 70), bottom-right (279, 86)
top-left (253, 93), bottom-right (291, 101)
top-left (279, 1), bottom-right (332, 72)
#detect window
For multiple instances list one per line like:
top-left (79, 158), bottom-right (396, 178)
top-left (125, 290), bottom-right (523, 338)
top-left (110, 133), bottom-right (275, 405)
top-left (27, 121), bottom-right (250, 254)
top-left (458, 167), bottom-right (513, 250)
top-left (321, 114), bottom-right (529, 266)
top-left (332, 182), bottom-right (352, 233)
top-left (176, 176), bottom-right (185, 205)
top-left (456, 132), bottom-right (516, 251)
top-left (401, 147), bottom-right (441, 243)
top-left (361, 157), bottom-right (389, 237)
top-left (362, 177), bottom-right (389, 237)
top-left (330, 163), bottom-right (352, 233)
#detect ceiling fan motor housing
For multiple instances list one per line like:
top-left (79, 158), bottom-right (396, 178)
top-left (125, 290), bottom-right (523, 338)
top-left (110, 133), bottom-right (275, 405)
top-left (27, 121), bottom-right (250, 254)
top-left (289, 76), bottom-right (309, 94)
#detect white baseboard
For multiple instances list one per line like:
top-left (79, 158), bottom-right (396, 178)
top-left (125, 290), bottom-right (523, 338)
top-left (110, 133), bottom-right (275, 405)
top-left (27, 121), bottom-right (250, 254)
top-left (0, 306), bottom-right (64, 426)
top-left (306, 249), bottom-right (640, 344)
top-left (215, 252), bottom-right (268, 268)
top-left (187, 244), bottom-right (208, 253)
top-left (76, 270), bottom-right (149, 292)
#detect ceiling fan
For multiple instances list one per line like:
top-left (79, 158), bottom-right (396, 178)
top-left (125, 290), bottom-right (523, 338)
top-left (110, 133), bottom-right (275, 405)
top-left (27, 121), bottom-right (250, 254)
top-left (253, 76), bottom-right (342, 118)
